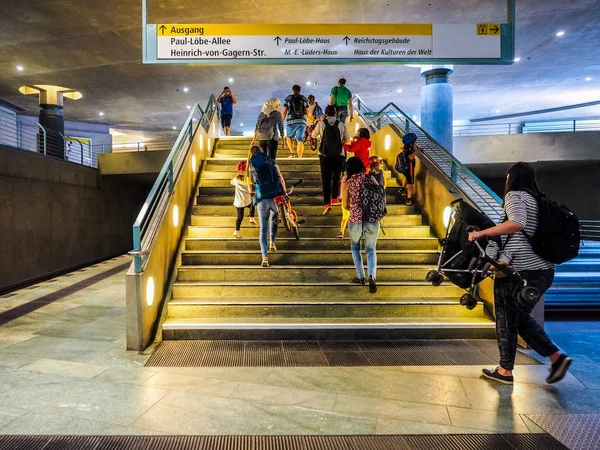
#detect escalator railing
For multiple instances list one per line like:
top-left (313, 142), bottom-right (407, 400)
top-left (353, 95), bottom-right (504, 224)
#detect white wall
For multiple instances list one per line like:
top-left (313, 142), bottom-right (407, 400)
top-left (454, 131), bottom-right (600, 164)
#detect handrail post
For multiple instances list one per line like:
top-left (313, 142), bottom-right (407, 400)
top-left (132, 226), bottom-right (142, 273)
top-left (573, 120), bottom-right (576, 132)
top-left (167, 161), bottom-right (174, 193)
top-left (138, 142), bottom-right (141, 152)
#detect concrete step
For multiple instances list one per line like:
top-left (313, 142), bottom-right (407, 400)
top-left (196, 195), bottom-right (407, 205)
top-left (199, 178), bottom-right (399, 188)
top-left (193, 204), bottom-right (415, 216)
top-left (167, 298), bottom-right (483, 319)
top-left (186, 225), bottom-right (432, 239)
top-left (553, 272), bottom-right (600, 283)
top-left (171, 281), bottom-right (463, 299)
top-left (181, 250), bottom-right (439, 265)
top-left (177, 265), bottom-right (435, 282)
top-left (184, 237), bottom-right (439, 251)
top-left (190, 214), bottom-right (423, 227)
top-left (201, 170), bottom-right (331, 180)
top-left (161, 317), bottom-right (496, 340)
top-left (208, 157), bottom-right (320, 166)
top-left (197, 185), bottom-right (401, 197)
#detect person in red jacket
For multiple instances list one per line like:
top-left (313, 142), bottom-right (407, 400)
top-left (343, 128), bottom-right (371, 170)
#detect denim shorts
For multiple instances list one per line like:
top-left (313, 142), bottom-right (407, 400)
top-left (286, 123), bottom-right (306, 142)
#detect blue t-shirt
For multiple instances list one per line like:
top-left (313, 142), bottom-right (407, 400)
top-left (220, 96), bottom-right (234, 115)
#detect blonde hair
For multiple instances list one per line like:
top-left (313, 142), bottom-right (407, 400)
top-left (261, 97), bottom-right (281, 115)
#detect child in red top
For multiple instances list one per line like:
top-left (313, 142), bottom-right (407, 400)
top-left (343, 128), bottom-right (371, 170)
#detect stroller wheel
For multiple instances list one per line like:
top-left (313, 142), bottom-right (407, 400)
top-left (518, 286), bottom-right (541, 307)
top-left (468, 257), bottom-right (478, 272)
top-left (481, 262), bottom-right (492, 278)
top-left (431, 274), bottom-right (444, 287)
top-left (426, 270), bottom-right (440, 282)
top-left (460, 293), bottom-right (477, 309)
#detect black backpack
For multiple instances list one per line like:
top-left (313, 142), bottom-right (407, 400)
top-left (288, 95), bottom-right (306, 121)
top-left (524, 191), bottom-right (580, 264)
top-left (361, 175), bottom-right (387, 223)
top-left (319, 120), bottom-right (342, 157)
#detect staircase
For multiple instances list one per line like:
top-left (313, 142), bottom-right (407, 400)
top-left (161, 137), bottom-right (495, 340)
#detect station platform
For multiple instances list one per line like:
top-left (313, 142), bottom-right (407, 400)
top-left (0, 258), bottom-right (598, 449)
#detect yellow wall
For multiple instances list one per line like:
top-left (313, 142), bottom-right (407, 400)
top-left (126, 116), bottom-right (218, 351)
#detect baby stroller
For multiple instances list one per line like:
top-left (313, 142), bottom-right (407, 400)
top-left (426, 199), bottom-right (540, 310)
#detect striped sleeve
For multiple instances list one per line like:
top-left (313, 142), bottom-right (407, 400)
top-left (504, 191), bottom-right (527, 228)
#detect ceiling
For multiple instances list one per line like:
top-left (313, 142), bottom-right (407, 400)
top-left (1, 0), bottom-right (599, 134)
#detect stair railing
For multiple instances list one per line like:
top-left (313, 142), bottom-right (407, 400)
top-left (580, 220), bottom-right (600, 242)
top-left (353, 95), bottom-right (504, 223)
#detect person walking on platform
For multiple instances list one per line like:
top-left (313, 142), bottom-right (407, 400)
top-left (282, 85), bottom-right (312, 158)
top-left (342, 157), bottom-right (380, 293)
top-left (312, 105), bottom-right (350, 215)
top-left (231, 161), bottom-right (256, 239)
top-left (217, 86), bottom-right (237, 136)
top-left (252, 98), bottom-right (285, 160)
top-left (343, 127), bottom-right (372, 170)
top-left (329, 77), bottom-right (353, 124)
top-left (468, 162), bottom-right (572, 386)
top-left (395, 132), bottom-right (418, 206)
top-left (248, 145), bottom-right (287, 267)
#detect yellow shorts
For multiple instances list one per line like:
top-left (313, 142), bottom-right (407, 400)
top-left (342, 207), bottom-right (350, 220)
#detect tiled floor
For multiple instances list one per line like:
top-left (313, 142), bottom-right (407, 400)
top-left (0, 256), bottom-right (599, 436)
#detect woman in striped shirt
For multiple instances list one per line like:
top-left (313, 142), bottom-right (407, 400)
top-left (252, 98), bottom-right (285, 160)
top-left (468, 162), bottom-right (571, 385)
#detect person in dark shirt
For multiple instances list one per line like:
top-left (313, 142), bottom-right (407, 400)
top-left (217, 86), bottom-right (237, 136)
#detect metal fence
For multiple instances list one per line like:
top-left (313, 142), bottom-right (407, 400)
top-left (454, 118), bottom-right (600, 137)
top-left (0, 108), bottom-right (98, 168)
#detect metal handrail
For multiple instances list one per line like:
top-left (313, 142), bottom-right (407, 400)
top-left (580, 220), bottom-right (600, 242)
top-left (454, 118), bottom-right (600, 137)
top-left (353, 95), bottom-right (504, 223)
top-left (131, 95), bottom-right (217, 273)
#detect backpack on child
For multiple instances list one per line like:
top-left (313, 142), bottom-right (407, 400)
top-left (256, 112), bottom-right (275, 140)
top-left (319, 120), bottom-right (343, 157)
top-left (394, 151), bottom-right (410, 175)
top-left (523, 191), bottom-right (580, 264)
top-left (288, 95), bottom-right (306, 121)
top-left (361, 175), bottom-right (387, 222)
top-left (250, 152), bottom-right (283, 202)
top-left (313, 103), bottom-right (324, 119)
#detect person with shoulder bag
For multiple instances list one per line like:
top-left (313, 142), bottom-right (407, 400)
top-left (469, 162), bottom-right (573, 386)
top-left (252, 98), bottom-right (286, 160)
top-left (394, 133), bottom-right (418, 206)
top-left (312, 105), bottom-right (350, 215)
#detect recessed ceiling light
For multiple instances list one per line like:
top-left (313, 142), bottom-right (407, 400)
top-left (556, 31), bottom-right (565, 37)
top-left (586, 77), bottom-right (592, 81)
top-left (397, 89), bottom-right (403, 93)
top-left (240, 123), bottom-right (244, 126)
top-left (186, 105), bottom-right (191, 109)
top-left (172, 126), bottom-right (177, 130)
top-left (513, 57), bottom-right (521, 62)
top-left (306, 81), bottom-right (311, 86)
top-left (183, 87), bottom-right (189, 93)
top-left (16, 65), bottom-right (24, 72)
top-left (228, 78), bottom-right (234, 83)
top-left (495, 110), bottom-right (501, 113)
top-left (99, 112), bottom-right (104, 116)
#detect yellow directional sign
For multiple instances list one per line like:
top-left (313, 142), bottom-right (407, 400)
top-left (477, 23), bottom-right (501, 35)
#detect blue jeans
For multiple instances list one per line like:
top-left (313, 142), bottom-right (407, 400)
top-left (257, 198), bottom-right (279, 258)
top-left (348, 221), bottom-right (380, 279)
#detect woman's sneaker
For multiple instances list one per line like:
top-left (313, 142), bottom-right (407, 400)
top-left (546, 354), bottom-right (572, 384)
top-left (337, 231), bottom-right (344, 239)
top-left (323, 204), bottom-right (331, 215)
top-left (405, 198), bottom-right (414, 206)
top-left (368, 276), bottom-right (377, 294)
top-left (481, 367), bottom-right (514, 385)
top-left (233, 230), bottom-right (242, 239)
top-left (352, 277), bottom-right (366, 285)
top-left (261, 257), bottom-right (269, 267)
top-left (249, 217), bottom-right (256, 225)
top-left (269, 242), bottom-right (277, 252)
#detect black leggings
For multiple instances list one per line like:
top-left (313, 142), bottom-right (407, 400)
top-left (258, 139), bottom-right (278, 160)
top-left (235, 204), bottom-right (255, 230)
top-left (320, 155), bottom-right (344, 205)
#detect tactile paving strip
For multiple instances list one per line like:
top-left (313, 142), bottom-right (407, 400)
top-left (145, 339), bottom-right (541, 367)
top-left (0, 434), bottom-right (568, 450)
top-left (526, 413), bottom-right (600, 450)
top-left (545, 321), bottom-right (600, 334)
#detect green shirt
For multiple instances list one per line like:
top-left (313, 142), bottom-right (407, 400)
top-left (330, 85), bottom-right (352, 106)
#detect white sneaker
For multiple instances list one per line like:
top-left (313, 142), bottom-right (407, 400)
top-left (249, 217), bottom-right (256, 225)
top-left (261, 257), bottom-right (269, 267)
top-left (233, 230), bottom-right (242, 239)
top-left (269, 242), bottom-right (277, 252)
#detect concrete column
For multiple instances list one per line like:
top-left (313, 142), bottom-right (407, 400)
top-left (39, 103), bottom-right (65, 159)
top-left (420, 65), bottom-right (454, 153)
